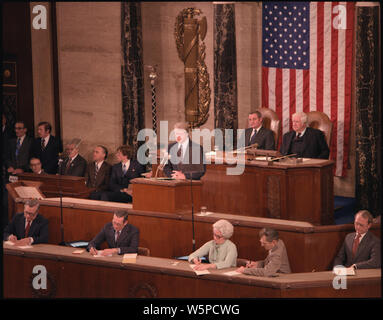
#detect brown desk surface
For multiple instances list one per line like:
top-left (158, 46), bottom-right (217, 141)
top-left (4, 243), bottom-right (380, 291)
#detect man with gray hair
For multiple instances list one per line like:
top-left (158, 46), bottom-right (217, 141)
top-left (280, 112), bottom-right (329, 159)
top-left (4, 199), bottom-right (49, 246)
top-left (188, 219), bottom-right (237, 270)
top-left (333, 210), bottom-right (381, 270)
top-left (163, 121), bottom-right (206, 180)
top-left (58, 138), bottom-right (87, 177)
top-left (237, 228), bottom-right (291, 277)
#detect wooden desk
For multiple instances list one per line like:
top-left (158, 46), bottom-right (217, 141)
top-left (9, 197), bottom-right (381, 273)
top-left (131, 177), bottom-right (202, 214)
top-left (154, 154), bottom-right (334, 225)
top-left (15, 173), bottom-right (92, 199)
top-left (3, 244), bottom-right (381, 298)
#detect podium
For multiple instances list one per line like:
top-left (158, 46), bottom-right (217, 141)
top-left (131, 178), bottom-right (202, 214)
top-left (14, 172), bottom-right (93, 199)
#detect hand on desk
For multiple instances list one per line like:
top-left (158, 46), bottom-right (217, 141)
top-left (14, 238), bottom-right (32, 246)
top-left (193, 263), bottom-right (216, 271)
top-left (90, 247), bottom-right (118, 256)
top-left (236, 260), bottom-right (257, 273)
top-left (171, 171), bottom-right (185, 180)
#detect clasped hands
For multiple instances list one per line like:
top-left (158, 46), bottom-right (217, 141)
top-left (8, 235), bottom-right (32, 246)
top-left (171, 170), bottom-right (186, 180)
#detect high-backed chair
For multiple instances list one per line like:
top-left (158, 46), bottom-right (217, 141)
top-left (138, 247), bottom-right (150, 256)
top-left (257, 107), bottom-right (280, 148)
top-left (306, 111), bottom-right (333, 148)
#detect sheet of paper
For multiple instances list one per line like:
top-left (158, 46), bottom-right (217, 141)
top-left (122, 253), bottom-right (137, 264)
top-left (189, 264), bottom-right (210, 276)
top-left (197, 211), bottom-right (213, 217)
top-left (333, 266), bottom-right (355, 276)
top-left (17, 245), bottom-right (33, 249)
top-left (14, 186), bottom-right (44, 199)
top-left (93, 250), bottom-right (113, 257)
top-left (223, 271), bottom-right (241, 276)
top-left (72, 249), bottom-right (85, 254)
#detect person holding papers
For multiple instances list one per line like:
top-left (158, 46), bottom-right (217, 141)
top-left (333, 210), bottom-right (381, 270)
top-left (87, 210), bottom-right (139, 256)
top-left (236, 228), bottom-right (291, 277)
top-left (4, 199), bottom-right (49, 246)
top-left (188, 219), bottom-right (237, 271)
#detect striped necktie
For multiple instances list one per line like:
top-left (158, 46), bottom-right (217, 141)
top-left (15, 138), bottom-right (21, 157)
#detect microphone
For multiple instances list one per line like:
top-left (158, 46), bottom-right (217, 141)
top-left (155, 152), bottom-right (171, 178)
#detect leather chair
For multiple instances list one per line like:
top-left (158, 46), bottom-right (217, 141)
top-left (138, 246), bottom-right (150, 256)
top-left (306, 111), bottom-right (333, 148)
top-left (257, 108), bottom-right (280, 148)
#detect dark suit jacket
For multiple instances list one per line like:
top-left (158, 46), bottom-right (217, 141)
top-left (3, 212), bottom-right (49, 244)
top-left (87, 222), bottom-right (139, 254)
top-left (85, 161), bottom-right (112, 192)
top-left (244, 127), bottom-right (275, 150)
top-left (58, 154), bottom-right (87, 177)
top-left (2, 125), bottom-right (15, 164)
top-left (109, 160), bottom-right (146, 192)
top-left (279, 127), bottom-right (330, 159)
top-left (333, 231), bottom-right (381, 269)
top-left (32, 135), bottom-right (61, 174)
top-left (5, 136), bottom-right (33, 171)
top-left (163, 140), bottom-right (206, 180)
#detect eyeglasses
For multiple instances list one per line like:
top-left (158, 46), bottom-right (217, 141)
top-left (15, 127), bottom-right (24, 130)
top-left (213, 232), bottom-right (223, 239)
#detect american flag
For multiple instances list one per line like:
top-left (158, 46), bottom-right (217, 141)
top-left (262, 2), bottom-right (355, 176)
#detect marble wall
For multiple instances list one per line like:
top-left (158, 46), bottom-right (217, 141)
top-left (56, 2), bottom-right (122, 162)
top-left (37, 2), bottom-right (359, 196)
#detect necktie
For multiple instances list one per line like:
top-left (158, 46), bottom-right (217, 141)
top-left (93, 163), bottom-right (99, 187)
top-left (25, 221), bottom-right (31, 237)
top-left (65, 158), bottom-right (72, 174)
top-left (177, 146), bottom-right (182, 158)
top-left (41, 138), bottom-right (45, 150)
top-left (115, 230), bottom-right (121, 243)
top-left (15, 138), bottom-right (21, 157)
top-left (122, 163), bottom-right (127, 175)
top-left (249, 129), bottom-right (257, 145)
top-left (296, 132), bottom-right (302, 139)
top-left (352, 233), bottom-right (361, 258)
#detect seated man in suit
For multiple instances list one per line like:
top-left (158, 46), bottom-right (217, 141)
top-left (243, 111), bottom-right (275, 150)
top-left (4, 199), bottom-right (49, 246)
top-left (29, 157), bottom-right (45, 174)
top-left (163, 121), bottom-right (206, 180)
top-left (333, 210), bottom-right (381, 270)
top-left (85, 145), bottom-right (112, 200)
top-left (101, 145), bottom-right (146, 203)
top-left (236, 228), bottom-right (291, 277)
top-left (87, 210), bottom-right (139, 256)
top-left (58, 139), bottom-right (87, 177)
top-left (280, 112), bottom-right (330, 159)
top-left (31, 121), bottom-right (61, 174)
top-left (5, 121), bottom-right (33, 176)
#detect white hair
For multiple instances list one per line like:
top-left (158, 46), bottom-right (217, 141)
top-left (292, 112), bottom-right (308, 125)
top-left (213, 219), bottom-right (234, 239)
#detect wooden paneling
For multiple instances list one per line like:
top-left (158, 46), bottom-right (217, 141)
top-left (4, 245), bottom-right (381, 298)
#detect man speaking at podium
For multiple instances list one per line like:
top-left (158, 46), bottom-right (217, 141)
top-left (163, 122), bottom-right (206, 180)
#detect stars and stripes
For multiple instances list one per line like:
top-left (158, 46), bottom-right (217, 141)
top-left (262, 2), bottom-right (355, 176)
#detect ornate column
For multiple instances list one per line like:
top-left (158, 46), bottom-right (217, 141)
top-left (214, 3), bottom-right (238, 150)
top-left (121, 2), bottom-right (145, 153)
top-left (355, 4), bottom-right (381, 216)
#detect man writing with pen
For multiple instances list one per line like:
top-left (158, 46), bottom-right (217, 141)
top-left (236, 228), bottom-right (291, 277)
